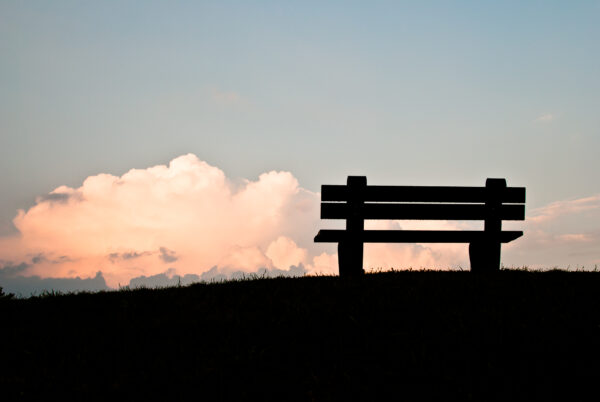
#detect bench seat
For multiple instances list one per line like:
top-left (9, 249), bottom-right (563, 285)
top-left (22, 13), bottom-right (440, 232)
top-left (314, 229), bottom-right (523, 243)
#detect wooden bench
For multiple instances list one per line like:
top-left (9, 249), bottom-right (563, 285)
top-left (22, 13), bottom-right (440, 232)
top-left (314, 176), bottom-right (526, 276)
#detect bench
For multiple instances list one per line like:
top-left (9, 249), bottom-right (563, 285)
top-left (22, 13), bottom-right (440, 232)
top-left (314, 176), bottom-right (526, 276)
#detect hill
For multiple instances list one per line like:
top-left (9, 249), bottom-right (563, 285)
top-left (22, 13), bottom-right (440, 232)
top-left (1, 270), bottom-right (599, 401)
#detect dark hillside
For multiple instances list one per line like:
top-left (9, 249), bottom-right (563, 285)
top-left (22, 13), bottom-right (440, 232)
top-left (1, 270), bottom-right (599, 401)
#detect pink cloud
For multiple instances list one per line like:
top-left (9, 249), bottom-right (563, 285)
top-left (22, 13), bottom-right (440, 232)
top-left (305, 252), bottom-right (338, 276)
top-left (557, 233), bottom-right (594, 242)
top-left (266, 236), bottom-right (307, 271)
top-left (0, 155), bottom-right (323, 287)
top-left (527, 195), bottom-right (600, 224)
top-left (503, 195), bottom-right (600, 268)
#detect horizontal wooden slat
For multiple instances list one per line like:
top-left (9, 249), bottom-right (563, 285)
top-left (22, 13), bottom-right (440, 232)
top-left (321, 185), bottom-right (526, 203)
top-left (321, 203), bottom-right (525, 221)
top-left (314, 230), bottom-right (523, 243)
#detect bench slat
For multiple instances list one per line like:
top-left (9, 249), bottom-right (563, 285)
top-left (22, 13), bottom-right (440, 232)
top-left (314, 229), bottom-right (523, 243)
top-left (322, 185), bottom-right (526, 203)
top-left (321, 203), bottom-right (525, 221)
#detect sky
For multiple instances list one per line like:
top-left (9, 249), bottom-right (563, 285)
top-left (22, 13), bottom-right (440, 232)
top-left (1, 1), bottom-right (599, 295)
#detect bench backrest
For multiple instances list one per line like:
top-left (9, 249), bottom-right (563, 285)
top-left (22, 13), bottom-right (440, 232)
top-left (321, 176), bottom-right (525, 231)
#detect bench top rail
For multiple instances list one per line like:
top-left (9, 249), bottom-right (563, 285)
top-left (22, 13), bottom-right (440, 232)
top-left (321, 184), bottom-right (526, 204)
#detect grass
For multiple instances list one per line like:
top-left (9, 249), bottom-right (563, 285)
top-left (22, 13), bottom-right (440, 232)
top-left (1, 269), bottom-right (599, 401)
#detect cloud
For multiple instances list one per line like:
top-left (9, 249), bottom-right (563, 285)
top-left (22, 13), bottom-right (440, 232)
top-left (266, 236), bottom-right (307, 271)
top-left (557, 233), bottom-right (593, 242)
top-left (0, 154), bottom-right (324, 289)
top-left (36, 192), bottom-right (72, 204)
top-left (0, 261), bottom-right (30, 277)
top-left (526, 195), bottom-right (600, 224)
top-left (0, 269), bottom-right (109, 297)
top-left (129, 265), bottom-right (309, 289)
top-left (109, 251), bottom-right (153, 261)
top-left (159, 247), bottom-right (178, 263)
top-left (129, 268), bottom-right (200, 288)
top-left (503, 194), bottom-right (600, 268)
top-left (535, 113), bottom-right (555, 122)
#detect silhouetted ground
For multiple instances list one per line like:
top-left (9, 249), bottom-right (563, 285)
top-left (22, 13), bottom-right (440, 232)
top-left (1, 270), bottom-right (599, 401)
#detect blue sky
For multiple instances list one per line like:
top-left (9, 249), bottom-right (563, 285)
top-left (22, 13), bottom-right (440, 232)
top-left (1, 1), bottom-right (600, 294)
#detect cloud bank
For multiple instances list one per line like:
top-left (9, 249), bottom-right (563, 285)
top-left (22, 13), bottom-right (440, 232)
top-left (0, 154), bottom-right (598, 295)
top-left (0, 154), bottom-right (327, 291)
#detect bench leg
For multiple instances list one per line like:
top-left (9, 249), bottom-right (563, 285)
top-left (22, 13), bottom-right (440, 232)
top-left (469, 241), bottom-right (501, 273)
top-left (338, 241), bottom-right (364, 277)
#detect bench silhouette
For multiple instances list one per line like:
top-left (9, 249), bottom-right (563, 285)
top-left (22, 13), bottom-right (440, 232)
top-left (314, 176), bottom-right (526, 276)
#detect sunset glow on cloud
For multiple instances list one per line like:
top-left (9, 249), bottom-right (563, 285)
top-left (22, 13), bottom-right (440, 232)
top-left (0, 154), bottom-right (323, 288)
top-left (0, 154), bottom-right (599, 295)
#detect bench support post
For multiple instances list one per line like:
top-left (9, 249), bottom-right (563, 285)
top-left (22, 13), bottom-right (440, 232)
top-left (469, 241), bottom-right (501, 273)
top-left (339, 176), bottom-right (366, 277)
top-left (338, 241), bottom-right (364, 278)
top-left (469, 178), bottom-right (506, 272)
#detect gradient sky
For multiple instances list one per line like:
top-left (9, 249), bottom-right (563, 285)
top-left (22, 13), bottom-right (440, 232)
top-left (1, 1), bottom-right (599, 294)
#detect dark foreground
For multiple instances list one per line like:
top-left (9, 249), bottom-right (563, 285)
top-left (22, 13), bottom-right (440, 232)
top-left (1, 270), bottom-right (599, 401)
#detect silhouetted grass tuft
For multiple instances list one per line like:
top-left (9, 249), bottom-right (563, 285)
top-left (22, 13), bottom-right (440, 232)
top-left (0, 286), bottom-right (15, 300)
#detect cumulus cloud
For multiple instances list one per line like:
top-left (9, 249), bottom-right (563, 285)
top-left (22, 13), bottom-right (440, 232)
top-left (266, 236), bottom-right (307, 271)
top-left (0, 154), bottom-right (325, 288)
top-left (1, 153), bottom-right (598, 295)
